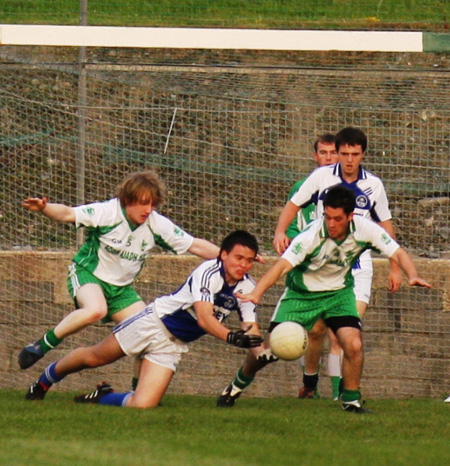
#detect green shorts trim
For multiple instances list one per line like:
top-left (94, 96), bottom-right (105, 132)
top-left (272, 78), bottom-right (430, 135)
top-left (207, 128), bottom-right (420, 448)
top-left (67, 263), bottom-right (143, 322)
top-left (271, 286), bottom-right (359, 331)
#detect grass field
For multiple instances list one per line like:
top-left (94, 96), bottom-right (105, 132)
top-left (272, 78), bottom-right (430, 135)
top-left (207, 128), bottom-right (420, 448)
top-left (1, 391), bottom-right (448, 465)
top-left (1, 0), bottom-right (447, 28)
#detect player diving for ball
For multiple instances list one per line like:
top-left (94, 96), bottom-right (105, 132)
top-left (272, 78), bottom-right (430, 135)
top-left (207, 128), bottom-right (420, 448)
top-left (18, 170), bottom-right (220, 381)
top-left (25, 230), bottom-right (274, 408)
top-left (217, 186), bottom-right (431, 413)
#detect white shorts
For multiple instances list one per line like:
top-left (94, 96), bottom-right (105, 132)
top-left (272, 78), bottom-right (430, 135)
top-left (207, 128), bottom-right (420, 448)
top-left (352, 251), bottom-right (373, 305)
top-left (113, 304), bottom-right (188, 372)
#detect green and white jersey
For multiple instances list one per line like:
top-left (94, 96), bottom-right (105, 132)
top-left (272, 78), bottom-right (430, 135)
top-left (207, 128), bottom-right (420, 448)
top-left (286, 178), bottom-right (317, 240)
top-left (283, 215), bottom-right (399, 293)
top-left (73, 198), bottom-right (194, 286)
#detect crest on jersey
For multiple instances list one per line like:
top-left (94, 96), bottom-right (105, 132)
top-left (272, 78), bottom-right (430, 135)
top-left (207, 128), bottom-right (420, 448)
top-left (292, 242), bottom-right (303, 255)
top-left (82, 207), bottom-right (95, 216)
top-left (200, 287), bottom-right (211, 298)
top-left (356, 195), bottom-right (368, 208)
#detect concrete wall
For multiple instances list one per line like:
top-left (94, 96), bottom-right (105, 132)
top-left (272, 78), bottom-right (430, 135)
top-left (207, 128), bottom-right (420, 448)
top-left (1, 252), bottom-right (448, 399)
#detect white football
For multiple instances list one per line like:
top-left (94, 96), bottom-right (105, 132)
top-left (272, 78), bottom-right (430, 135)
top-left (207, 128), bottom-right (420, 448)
top-left (270, 321), bottom-right (308, 361)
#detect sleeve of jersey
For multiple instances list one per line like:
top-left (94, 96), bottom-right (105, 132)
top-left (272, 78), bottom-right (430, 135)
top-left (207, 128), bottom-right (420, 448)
top-left (236, 279), bottom-right (257, 323)
top-left (361, 219), bottom-right (400, 257)
top-left (190, 262), bottom-right (218, 304)
top-left (281, 228), bottom-right (313, 267)
top-left (73, 201), bottom-right (113, 228)
top-left (290, 171), bottom-right (318, 208)
top-left (150, 212), bottom-right (194, 254)
top-left (372, 180), bottom-right (392, 222)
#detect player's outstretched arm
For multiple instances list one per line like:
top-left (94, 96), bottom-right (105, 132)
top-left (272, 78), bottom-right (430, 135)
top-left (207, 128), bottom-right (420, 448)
top-left (22, 197), bottom-right (76, 223)
top-left (391, 248), bottom-right (432, 289)
top-left (188, 238), bottom-right (220, 259)
top-left (195, 302), bottom-right (263, 348)
top-left (236, 258), bottom-right (293, 304)
top-left (273, 201), bottom-right (300, 255)
top-left (379, 219), bottom-right (403, 292)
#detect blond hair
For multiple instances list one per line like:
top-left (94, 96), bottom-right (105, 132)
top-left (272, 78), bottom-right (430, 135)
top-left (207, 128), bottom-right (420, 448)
top-left (116, 171), bottom-right (166, 208)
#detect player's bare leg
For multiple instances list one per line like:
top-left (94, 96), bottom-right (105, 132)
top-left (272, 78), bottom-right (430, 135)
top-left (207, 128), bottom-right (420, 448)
top-left (327, 328), bottom-right (343, 400)
top-left (217, 343), bottom-right (274, 407)
top-left (127, 359), bottom-right (174, 408)
top-left (53, 284), bottom-right (108, 338)
top-left (335, 326), bottom-right (371, 413)
top-left (25, 333), bottom-right (125, 401)
top-left (327, 300), bottom-right (367, 399)
top-left (335, 326), bottom-right (363, 390)
top-left (19, 284), bottom-right (108, 369)
top-left (298, 319), bottom-right (327, 399)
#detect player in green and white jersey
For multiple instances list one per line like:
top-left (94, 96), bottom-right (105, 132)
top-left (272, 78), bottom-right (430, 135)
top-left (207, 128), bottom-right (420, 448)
top-left (275, 127), bottom-right (403, 400)
top-left (18, 171), bottom-right (220, 370)
top-left (286, 134), bottom-right (338, 240)
top-left (284, 134), bottom-right (341, 399)
top-left (227, 186), bottom-right (432, 413)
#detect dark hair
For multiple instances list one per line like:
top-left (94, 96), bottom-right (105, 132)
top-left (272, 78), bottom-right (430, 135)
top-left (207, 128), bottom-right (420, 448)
top-left (116, 171), bottom-right (166, 208)
top-left (335, 127), bottom-right (367, 153)
top-left (323, 185), bottom-right (356, 215)
top-left (313, 133), bottom-right (336, 153)
top-left (220, 230), bottom-right (259, 256)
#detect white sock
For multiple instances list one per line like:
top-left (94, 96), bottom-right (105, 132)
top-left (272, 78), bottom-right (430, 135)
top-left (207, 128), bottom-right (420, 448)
top-left (327, 353), bottom-right (342, 377)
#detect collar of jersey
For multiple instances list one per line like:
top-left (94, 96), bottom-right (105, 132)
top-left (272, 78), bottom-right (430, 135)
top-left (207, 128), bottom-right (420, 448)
top-left (320, 218), bottom-right (356, 243)
top-left (333, 163), bottom-right (367, 183)
top-left (121, 207), bottom-right (140, 231)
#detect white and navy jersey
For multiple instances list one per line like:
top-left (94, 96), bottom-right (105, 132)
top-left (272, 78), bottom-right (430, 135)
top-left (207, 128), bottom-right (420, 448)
top-left (154, 259), bottom-right (257, 342)
top-left (290, 164), bottom-right (392, 223)
top-left (283, 216), bottom-right (400, 293)
top-left (73, 198), bottom-right (194, 286)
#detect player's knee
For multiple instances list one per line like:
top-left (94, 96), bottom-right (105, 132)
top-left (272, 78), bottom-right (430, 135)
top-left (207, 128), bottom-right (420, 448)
top-left (308, 329), bottom-right (326, 344)
top-left (344, 336), bottom-right (363, 359)
top-left (83, 307), bottom-right (108, 323)
top-left (75, 347), bottom-right (102, 367)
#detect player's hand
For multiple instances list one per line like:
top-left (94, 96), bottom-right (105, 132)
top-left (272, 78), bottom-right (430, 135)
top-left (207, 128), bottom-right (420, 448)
top-left (408, 277), bottom-right (432, 289)
top-left (255, 254), bottom-right (266, 264)
top-left (388, 268), bottom-right (402, 292)
top-left (235, 292), bottom-right (260, 304)
top-left (23, 197), bottom-right (48, 212)
top-left (257, 348), bottom-right (278, 364)
top-left (227, 327), bottom-right (264, 348)
top-left (273, 232), bottom-right (290, 256)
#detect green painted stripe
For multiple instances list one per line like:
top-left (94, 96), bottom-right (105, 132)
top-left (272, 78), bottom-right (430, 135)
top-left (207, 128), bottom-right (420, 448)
top-left (423, 33), bottom-right (450, 53)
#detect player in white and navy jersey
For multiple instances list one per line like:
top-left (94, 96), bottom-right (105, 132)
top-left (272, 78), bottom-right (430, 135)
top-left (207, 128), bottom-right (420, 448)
top-left (18, 171), bottom-right (220, 371)
top-left (25, 231), bottom-right (267, 409)
top-left (237, 186), bottom-right (431, 413)
top-left (274, 127), bottom-right (402, 400)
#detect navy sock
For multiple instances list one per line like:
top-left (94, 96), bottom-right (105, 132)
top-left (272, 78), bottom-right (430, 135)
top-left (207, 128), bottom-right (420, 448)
top-left (39, 362), bottom-right (64, 388)
top-left (98, 392), bottom-right (131, 407)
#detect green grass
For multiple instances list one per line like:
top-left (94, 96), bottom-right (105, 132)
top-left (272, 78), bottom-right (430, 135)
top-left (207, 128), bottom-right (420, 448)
top-left (0, 0), bottom-right (448, 29)
top-left (1, 391), bottom-right (449, 465)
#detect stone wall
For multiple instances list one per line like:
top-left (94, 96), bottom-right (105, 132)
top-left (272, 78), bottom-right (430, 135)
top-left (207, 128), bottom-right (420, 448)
top-left (1, 252), bottom-right (448, 399)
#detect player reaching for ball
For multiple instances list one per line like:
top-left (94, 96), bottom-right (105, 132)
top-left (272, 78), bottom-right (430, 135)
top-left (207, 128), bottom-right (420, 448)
top-left (275, 127), bottom-right (403, 400)
top-left (25, 231), bottom-right (267, 408)
top-left (218, 186), bottom-right (431, 413)
top-left (18, 171), bottom-right (220, 375)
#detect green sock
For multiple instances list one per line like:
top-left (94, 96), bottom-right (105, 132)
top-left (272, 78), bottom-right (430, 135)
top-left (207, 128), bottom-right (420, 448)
top-left (40, 329), bottom-right (63, 353)
top-left (341, 388), bottom-right (361, 403)
top-left (330, 376), bottom-right (341, 399)
top-left (233, 367), bottom-right (254, 390)
top-left (131, 377), bottom-right (139, 391)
